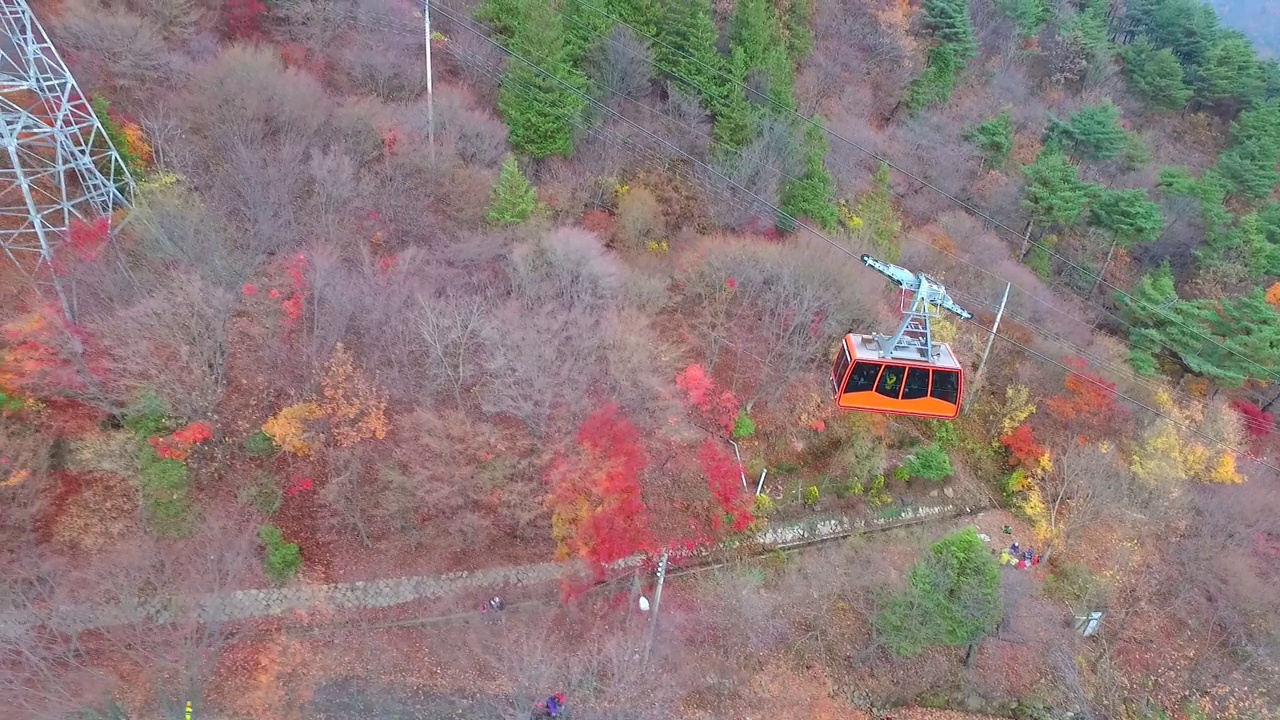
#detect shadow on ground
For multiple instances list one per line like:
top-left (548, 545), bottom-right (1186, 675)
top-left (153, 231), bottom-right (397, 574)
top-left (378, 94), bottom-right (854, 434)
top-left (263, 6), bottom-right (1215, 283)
top-left (310, 677), bottom-right (509, 720)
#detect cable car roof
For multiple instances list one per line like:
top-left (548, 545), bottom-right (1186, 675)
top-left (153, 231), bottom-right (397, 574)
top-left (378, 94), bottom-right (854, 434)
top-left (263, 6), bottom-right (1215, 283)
top-left (845, 333), bottom-right (962, 371)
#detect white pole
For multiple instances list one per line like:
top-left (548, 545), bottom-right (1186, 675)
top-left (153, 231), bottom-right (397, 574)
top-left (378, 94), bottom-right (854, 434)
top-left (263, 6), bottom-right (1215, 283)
top-left (755, 468), bottom-right (767, 496)
top-left (977, 282), bottom-right (1011, 378)
top-left (423, 0), bottom-right (436, 163)
top-left (642, 552), bottom-right (669, 664)
top-left (728, 439), bottom-right (747, 489)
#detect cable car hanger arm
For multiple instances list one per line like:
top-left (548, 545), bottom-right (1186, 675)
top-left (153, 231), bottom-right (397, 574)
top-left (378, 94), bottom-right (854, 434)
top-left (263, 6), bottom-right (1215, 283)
top-left (860, 254), bottom-right (973, 321)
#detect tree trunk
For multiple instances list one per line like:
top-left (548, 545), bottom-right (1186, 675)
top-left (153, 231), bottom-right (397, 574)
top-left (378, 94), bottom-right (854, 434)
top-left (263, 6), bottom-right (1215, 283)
top-left (1263, 386), bottom-right (1280, 413)
top-left (1090, 238), bottom-right (1118, 294)
top-left (1018, 220), bottom-right (1034, 259)
top-left (964, 641), bottom-right (979, 668)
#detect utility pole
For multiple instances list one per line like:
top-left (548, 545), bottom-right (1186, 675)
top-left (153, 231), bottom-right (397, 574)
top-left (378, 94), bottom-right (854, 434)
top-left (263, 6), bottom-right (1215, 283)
top-left (975, 282), bottom-right (1011, 380)
top-left (642, 552), bottom-right (668, 664)
top-left (422, 0), bottom-right (436, 162)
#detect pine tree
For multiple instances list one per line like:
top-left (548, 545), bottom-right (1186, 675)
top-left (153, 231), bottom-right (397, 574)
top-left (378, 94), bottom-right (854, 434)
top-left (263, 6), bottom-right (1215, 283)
top-left (781, 0), bottom-right (815, 65)
top-left (562, 0), bottom-right (615, 66)
top-left (780, 117), bottom-right (839, 231)
top-left (1022, 148), bottom-right (1098, 227)
top-left (654, 0), bottom-right (725, 111)
top-left (964, 110), bottom-right (1014, 168)
top-left (712, 48), bottom-right (759, 151)
top-left (1044, 102), bottom-right (1131, 162)
top-left (1215, 101), bottom-right (1280, 202)
top-left (497, 2), bottom-right (590, 158)
top-left (487, 155), bottom-right (538, 225)
top-left (1121, 40), bottom-right (1193, 112)
top-left (729, 0), bottom-right (796, 112)
top-left (1089, 188), bottom-right (1164, 247)
top-left (903, 44), bottom-right (965, 114)
top-left (873, 528), bottom-right (1001, 658)
top-left (1193, 32), bottom-right (1267, 117)
top-left (996, 0), bottom-right (1050, 37)
top-left (921, 0), bottom-right (977, 60)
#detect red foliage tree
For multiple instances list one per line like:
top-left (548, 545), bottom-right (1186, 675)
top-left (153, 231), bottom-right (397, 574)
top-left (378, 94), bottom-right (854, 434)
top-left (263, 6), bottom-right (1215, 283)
top-left (547, 404), bottom-right (653, 577)
top-left (697, 439), bottom-right (754, 535)
top-left (225, 0), bottom-right (267, 39)
top-left (674, 364), bottom-right (740, 434)
top-left (999, 423), bottom-right (1047, 473)
top-left (1043, 356), bottom-right (1123, 441)
top-left (149, 421), bottom-right (214, 461)
top-left (66, 216), bottom-right (110, 262)
top-left (1231, 400), bottom-right (1274, 440)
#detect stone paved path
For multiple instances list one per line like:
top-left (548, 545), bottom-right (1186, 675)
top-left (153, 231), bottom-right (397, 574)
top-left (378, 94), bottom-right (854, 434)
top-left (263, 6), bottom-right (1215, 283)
top-left (0, 503), bottom-right (975, 638)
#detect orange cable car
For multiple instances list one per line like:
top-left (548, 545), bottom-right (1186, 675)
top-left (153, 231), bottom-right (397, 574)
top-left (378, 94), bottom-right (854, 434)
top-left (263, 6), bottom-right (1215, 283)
top-left (831, 255), bottom-right (973, 420)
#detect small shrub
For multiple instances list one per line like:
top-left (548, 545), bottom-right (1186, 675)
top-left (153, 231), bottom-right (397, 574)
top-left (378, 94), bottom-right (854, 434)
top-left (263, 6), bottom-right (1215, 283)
top-left (487, 155), bottom-right (538, 226)
top-left (732, 412), bottom-right (756, 439)
top-left (238, 473), bottom-right (283, 516)
top-left (930, 419), bottom-right (959, 448)
top-left (258, 523), bottom-right (302, 584)
top-left (869, 474), bottom-right (892, 507)
top-left (803, 485), bottom-right (819, 507)
top-left (753, 493), bottom-right (774, 516)
top-left (123, 394), bottom-right (172, 437)
top-left (243, 429), bottom-right (278, 457)
top-left (615, 185), bottom-right (662, 251)
top-left (901, 443), bottom-right (954, 482)
top-left (137, 444), bottom-right (192, 537)
top-left (894, 466), bottom-right (910, 482)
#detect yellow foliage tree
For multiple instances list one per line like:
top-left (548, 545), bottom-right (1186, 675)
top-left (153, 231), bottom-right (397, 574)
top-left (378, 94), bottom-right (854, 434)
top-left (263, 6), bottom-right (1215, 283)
top-left (994, 384), bottom-right (1036, 439)
top-left (1131, 391), bottom-right (1246, 485)
top-left (320, 343), bottom-right (389, 447)
top-left (262, 402), bottom-right (324, 456)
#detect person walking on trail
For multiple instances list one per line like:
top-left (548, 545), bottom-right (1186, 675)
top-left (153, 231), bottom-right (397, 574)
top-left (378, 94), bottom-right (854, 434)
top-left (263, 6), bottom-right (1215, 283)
top-left (488, 596), bottom-right (505, 612)
top-left (537, 692), bottom-right (565, 718)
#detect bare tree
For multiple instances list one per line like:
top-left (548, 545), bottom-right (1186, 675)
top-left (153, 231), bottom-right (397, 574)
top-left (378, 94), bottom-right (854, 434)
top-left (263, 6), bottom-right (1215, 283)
top-left (415, 292), bottom-right (493, 407)
top-left (585, 26), bottom-right (655, 104)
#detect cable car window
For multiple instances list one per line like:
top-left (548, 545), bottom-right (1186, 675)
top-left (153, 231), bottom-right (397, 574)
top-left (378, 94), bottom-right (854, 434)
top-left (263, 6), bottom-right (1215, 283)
top-left (875, 365), bottom-right (907, 399)
top-left (930, 370), bottom-right (960, 404)
top-left (845, 362), bottom-right (881, 393)
top-left (903, 367), bottom-right (930, 400)
top-left (832, 346), bottom-right (852, 394)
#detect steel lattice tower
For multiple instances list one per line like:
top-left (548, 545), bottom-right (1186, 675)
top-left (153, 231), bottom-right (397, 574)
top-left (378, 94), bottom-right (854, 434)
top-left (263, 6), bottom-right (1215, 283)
top-left (0, 0), bottom-right (133, 281)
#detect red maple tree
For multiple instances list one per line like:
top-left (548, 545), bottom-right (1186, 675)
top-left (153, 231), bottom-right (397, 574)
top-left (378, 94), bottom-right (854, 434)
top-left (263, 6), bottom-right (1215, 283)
top-left (1231, 400), bottom-right (1274, 440)
top-left (999, 423), bottom-right (1047, 473)
top-left (697, 439), bottom-right (754, 535)
top-left (546, 404), bottom-right (653, 577)
top-left (674, 363), bottom-right (740, 434)
top-left (1043, 356), bottom-right (1123, 441)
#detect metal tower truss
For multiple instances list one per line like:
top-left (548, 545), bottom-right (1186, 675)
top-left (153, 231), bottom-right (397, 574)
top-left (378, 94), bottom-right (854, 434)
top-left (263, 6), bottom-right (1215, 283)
top-left (860, 254), bottom-right (973, 363)
top-left (0, 0), bottom-right (133, 277)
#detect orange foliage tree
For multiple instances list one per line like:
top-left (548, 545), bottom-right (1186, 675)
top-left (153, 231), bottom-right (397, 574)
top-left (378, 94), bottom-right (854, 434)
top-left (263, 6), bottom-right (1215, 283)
top-left (0, 305), bottom-right (96, 402)
top-left (149, 421), bottom-right (214, 461)
top-left (320, 343), bottom-right (388, 446)
top-left (262, 403), bottom-right (324, 456)
top-left (1043, 356), bottom-right (1125, 441)
top-left (547, 404), bottom-right (653, 577)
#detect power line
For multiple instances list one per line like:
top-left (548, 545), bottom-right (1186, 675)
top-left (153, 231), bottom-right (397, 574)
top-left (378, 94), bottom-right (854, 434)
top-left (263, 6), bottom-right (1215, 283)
top-left (561, 0), bottom-right (1280, 388)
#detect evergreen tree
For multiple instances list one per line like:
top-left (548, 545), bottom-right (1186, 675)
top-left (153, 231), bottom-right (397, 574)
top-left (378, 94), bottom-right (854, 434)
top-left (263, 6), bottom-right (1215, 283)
top-left (613, 0), bottom-right (663, 37)
top-left (921, 0), bottom-right (978, 59)
top-left (1196, 212), bottom-right (1280, 280)
top-left (1193, 32), bottom-right (1268, 117)
top-left (712, 48), bottom-right (759, 151)
top-left (1022, 148), bottom-right (1098, 227)
top-left (1127, 0), bottom-right (1220, 69)
top-left (1089, 188), bottom-right (1164, 247)
top-left (1044, 102), bottom-right (1130, 162)
top-left (729, 0), bottom-right (796, 112)
top-left (780, 117), bottom-right (839, 231)
top-left (476, 0), bottom-right (526, 42)
top-left (873, 528), bottom-right (1001, 658)
top-left (562, 0), bottom-right (615, 66)
top-left (1121, 40), bottom-right (1193, 112)
top-left (997, 0), bottom-right (1050, 38)
top-left (497, 1), bottom-right (590, 158)
top-left (1214, 101), bottom-right (1280, 202)
top-left (903, 44), bottom-right (965, 114)
top-left (1117, 264), bottom-right (1182, 376)
top-left (487, 155), bottom-right (538, 225)
top-left (781, 0), bottom-right (815, 65)
top-left (964, 110), bottom-right (1014, 168)
top-left (654, 0), bottom-right (725, 110)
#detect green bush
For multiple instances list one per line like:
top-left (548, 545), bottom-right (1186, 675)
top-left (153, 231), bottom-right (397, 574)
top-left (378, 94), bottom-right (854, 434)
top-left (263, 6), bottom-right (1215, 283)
top-left (803, 485), bottom-right (820, 507)
top-left (243, 430), bottom-right (278, 458)
top-left (258, 524), bottom-right (302, 584)
top-left (0, 389), bottom-right (24, 413)
top-left (901, 443), bottom-right (954, 482)
top-left (930, 419), bottom-right (960, 448)
top-left (753, 493), bottom-right (774, 516)
top-left (239, 473), bottom-right (283, 516)
top-left (123, 394), bottom-right (172, 437)
top-left (732, 411), bottom-right (756, 439)
top-left (487, 155), bottom-right (538, 225)
top-left (1045, 561), bottom-right (1108, 609)
top-left (869, 474), bottom-right (892, 507)
top-left (137, 444), bottom-right (192, 537)
top-left (894, 466), bottom-right (910, 482)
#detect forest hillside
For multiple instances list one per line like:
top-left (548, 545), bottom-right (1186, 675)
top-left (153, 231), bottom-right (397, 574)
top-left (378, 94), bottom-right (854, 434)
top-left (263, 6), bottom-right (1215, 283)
top-left (1, 0), bottom-right (1280, 718)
